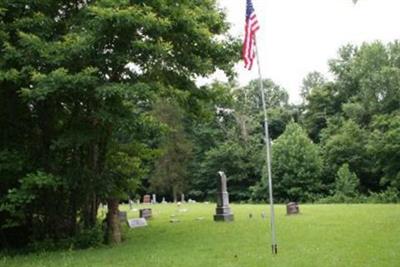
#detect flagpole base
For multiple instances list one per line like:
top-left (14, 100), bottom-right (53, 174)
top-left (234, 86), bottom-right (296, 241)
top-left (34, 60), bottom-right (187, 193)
top-left (272, 244), bottom-right (278, 255)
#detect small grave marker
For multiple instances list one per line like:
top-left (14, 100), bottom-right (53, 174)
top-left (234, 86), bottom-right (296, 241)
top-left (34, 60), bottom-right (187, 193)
top-left (119, 211), bottom-right (127, 221)
top-left (286, 202), bottom-right (300, 215)
top-left (140, 208), bottom-right (152, 219)
top-left (143, 195), bottom-right (151, 204)
top-left (127, 218), bottom-right (148, 228)
top-left (261, 211), bottom-right (266, 219)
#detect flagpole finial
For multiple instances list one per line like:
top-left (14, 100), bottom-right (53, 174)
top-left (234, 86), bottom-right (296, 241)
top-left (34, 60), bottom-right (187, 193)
top-left (352, 0), bottom-right (358, 5)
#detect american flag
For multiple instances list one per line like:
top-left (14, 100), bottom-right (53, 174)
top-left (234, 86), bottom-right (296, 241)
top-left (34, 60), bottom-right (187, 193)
top-left (242, 0), bottom-right (260, 70)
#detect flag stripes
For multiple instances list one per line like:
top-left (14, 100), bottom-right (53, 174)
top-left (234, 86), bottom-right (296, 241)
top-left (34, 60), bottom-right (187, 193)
top-left (242, 0), bottom-right (260, 70)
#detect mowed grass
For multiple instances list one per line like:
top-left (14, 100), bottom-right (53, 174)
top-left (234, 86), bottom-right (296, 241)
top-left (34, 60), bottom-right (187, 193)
top-left (1, 204), bottom-right (400, 267)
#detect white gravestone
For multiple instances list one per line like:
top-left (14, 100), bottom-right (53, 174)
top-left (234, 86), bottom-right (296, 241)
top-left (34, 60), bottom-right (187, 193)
top-left (127, 218), bottom-right (148, 228)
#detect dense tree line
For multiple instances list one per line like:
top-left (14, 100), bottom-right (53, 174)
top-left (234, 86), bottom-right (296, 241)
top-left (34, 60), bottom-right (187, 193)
top-left (183, 41), bottom-right (400, 204)
top-left (1, 0), bottom-right (399, 251)
top-left (0, 0), bottom-right (239, 249)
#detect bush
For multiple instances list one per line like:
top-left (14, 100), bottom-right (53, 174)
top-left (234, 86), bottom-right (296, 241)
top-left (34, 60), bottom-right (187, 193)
top-left (317, 195), bottom-right (365, 204)
top-left (367, 187), bottom-right (400, 203)
top-left (73, 223), bottom-right (104, 249)
top-left (25, 223), bottom-right (104, 253)
top-left (317, 187), bottom-right (399, 204)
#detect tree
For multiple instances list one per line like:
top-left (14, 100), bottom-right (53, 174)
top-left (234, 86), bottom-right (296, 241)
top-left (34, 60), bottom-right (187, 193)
top-left (300, 71), bottom-right (326, 104)
top-left (235, 79), bottom-right (292, 139)
top-left (0, 0), bottom-right (239, 247)
top-left (321, 120), bottom-right (373, 191)
top-left (270, 122), bottom-right (323, 202)
top-left (368, 113), bottom-right (400, 190)
top-left (150, 101), bottom-right (193, 202)
top-left (302, 41), bottom-right (400, 194)
top-left (301, 83), bottom-right (342, 142)
top-left (238, 79), bottom-right (289, 112)
top-left (335, 163), bottom-right (359, 198)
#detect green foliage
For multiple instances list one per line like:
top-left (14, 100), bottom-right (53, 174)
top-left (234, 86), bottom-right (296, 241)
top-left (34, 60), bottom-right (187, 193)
top-left (269, 122), bottom-right (323, 202)
top-left (302, 82), bottom-right (340, 142)
top-left (187, 80), bottom-right (294, 202)
top-left (302, 41), bottom-right (400, 197)
top-left (25, 222), bottom-right (104, 252)
top-left (150, 101), bottom-right (193, 201)
top-left (72, 223), bottom-right (104, 250)
top-left (0, 172), bottom-right (64, 229)
top-left (197, 140), bottom-right (263, 201)
top-left (335, 164), bottom-right (359, 197)
top-left (0, 0), bottom-right (239, 248)
top-left (368, 113), bottom-right (400, 189)
top-left (2, 0), bottom-right (400, 252)
top-left (300, 71), bottom-right (326, 103)
top-left (319, 187), bottom-right (400, 204)
top-left (321, 120), bottom-right (372, 189)
top-left (367, 187), bottom-right (400, 203)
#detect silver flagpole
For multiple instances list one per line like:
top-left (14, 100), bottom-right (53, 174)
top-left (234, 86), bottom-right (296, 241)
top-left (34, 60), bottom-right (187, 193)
top-left (254, 36), bottom-right (277, 255)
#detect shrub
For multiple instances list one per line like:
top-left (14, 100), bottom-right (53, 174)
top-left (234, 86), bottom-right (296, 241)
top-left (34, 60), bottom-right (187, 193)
top-left (367, 187), bottom-right (400, 203)
top-left (73, 223), bottom-right (104, 249)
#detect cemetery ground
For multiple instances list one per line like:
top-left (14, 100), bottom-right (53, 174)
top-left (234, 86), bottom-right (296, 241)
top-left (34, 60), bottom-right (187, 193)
top-left (1, 203), bottom-right (399, 267)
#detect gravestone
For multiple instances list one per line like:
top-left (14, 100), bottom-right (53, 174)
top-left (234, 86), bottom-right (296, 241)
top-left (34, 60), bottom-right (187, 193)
top-left (143, 194), bottom-right (151, 204)
top-left (213, 171), bottom-right (234, 222)
top-left (139, 208), bottom-right (152, 219)
top-left (152, 194), bottom-right (157, 204)
top-left (161, 197), bottom-right (167, 204)
top-left (181, 193), bottom-right (185, 203)
top-left (286, 202), bottom-right (300, 215)
top-left (119, 211), bottom-right (127, 222)
top-left (127, 218), bottom-right (148, 228)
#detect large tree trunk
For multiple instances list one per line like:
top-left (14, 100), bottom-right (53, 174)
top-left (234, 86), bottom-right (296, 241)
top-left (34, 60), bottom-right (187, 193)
top-left (106, 197), bottom-right (121, 245)
top-left (83, 142), bottom-right (101, 228)
top-left (83, 193), bottom-right (99, 228)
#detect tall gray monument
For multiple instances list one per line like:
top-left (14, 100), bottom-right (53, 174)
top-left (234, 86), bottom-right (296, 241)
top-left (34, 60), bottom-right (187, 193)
top-left (214, 171), bottom-right (234, 222)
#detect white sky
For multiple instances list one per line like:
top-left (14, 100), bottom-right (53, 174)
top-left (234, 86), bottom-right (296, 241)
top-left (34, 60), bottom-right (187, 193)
top-left (202, 0), bottom-right (400, 104)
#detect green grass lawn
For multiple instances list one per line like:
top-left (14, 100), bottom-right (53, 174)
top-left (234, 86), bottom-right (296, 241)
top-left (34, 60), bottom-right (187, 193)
top-left (1, 203), bottom-right (400, 267)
